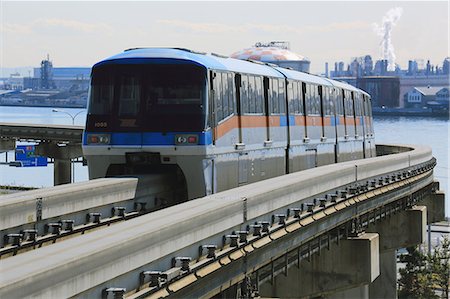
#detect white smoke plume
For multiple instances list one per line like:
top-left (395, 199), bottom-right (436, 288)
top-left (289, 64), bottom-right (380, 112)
top-left (373, 7), bottom-right (403, 71)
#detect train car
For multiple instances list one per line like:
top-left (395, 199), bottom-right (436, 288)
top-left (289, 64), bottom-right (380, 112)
top-left (83, 48), bottom-right (375, 200)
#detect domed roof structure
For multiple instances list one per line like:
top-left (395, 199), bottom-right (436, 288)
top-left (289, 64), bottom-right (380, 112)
top-left (230, 42), bottom-right (311, 73)
top-left (231, 47), bottom-right (307, 62)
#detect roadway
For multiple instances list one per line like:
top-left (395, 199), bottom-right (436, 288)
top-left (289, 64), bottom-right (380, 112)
top-left (0, 122), bottom-right (83, 143)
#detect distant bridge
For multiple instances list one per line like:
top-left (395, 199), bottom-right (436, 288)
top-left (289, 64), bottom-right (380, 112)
top-left (0, 144), bottom-right (445, 298)
top-left (0, 122), bottom-right (83, 185)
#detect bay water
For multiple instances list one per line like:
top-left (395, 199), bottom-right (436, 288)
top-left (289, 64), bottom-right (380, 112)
top-left (0, 106), bottom-right (448, 216)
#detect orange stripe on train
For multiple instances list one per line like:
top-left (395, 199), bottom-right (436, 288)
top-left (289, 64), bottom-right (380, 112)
top-left (294, 116), bottom-right (306, 126)
top-left (306, 116), bottom-right (322, 127)
top-left (215, 115), bottom-right (337, 140)
top-left (215, 116), bottom-right (238, 139)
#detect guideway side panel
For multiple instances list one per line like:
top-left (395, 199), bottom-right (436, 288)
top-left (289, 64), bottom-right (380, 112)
top-left (259, 233), bottom-right (380, 298)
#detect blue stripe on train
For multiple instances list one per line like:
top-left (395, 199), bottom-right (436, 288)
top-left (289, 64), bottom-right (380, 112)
top-left (142, 131), bottom-right (212, 145)
top-left (280, 115), bottom-right (289, 127)
top-left (331, 116), bottom-right (339, 126)
top-left (84, 131), bottom-right (213, 146)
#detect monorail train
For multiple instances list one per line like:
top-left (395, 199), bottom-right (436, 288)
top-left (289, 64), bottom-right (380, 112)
top-left (83, 48), bottom-right (375, 200)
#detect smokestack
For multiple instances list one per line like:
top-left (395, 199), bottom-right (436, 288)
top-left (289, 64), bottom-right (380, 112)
top-left (373, 7), bottom-right (403, 71)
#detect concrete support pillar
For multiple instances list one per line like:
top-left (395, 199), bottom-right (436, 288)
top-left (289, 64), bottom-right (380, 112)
top-left (422, 190), bottom-right (446, 224)
top-left (367, 206), bottom-right (427, 251)
top-left (259, 233), bottom-right (380, 298)
top-left (54, 159), bottom-right (72, 185)
top-left (0, 139), bottom-right (15, 152)
top-left (35, 142), bottom-right (81, 186)
top-left (369, 249), bottom-right (397, 299)
top-left (365, 206), bottom-right (427, 299)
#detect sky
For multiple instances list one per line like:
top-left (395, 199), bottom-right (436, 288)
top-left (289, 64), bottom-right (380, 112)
top-left (0, 1), bottom-right (449, 75)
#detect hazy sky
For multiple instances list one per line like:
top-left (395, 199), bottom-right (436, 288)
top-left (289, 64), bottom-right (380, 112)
top-left (1, 1), bottom-right (449, 74)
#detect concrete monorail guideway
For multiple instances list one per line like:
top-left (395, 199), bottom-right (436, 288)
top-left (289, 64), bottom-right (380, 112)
top-left (0, 144), bottom-right (446, 299)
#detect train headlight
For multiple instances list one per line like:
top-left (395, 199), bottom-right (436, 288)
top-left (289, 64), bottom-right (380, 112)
top-left (87, 134), bottom-right (111, 145)
top-left (175, 134), bottom-right (198, 145)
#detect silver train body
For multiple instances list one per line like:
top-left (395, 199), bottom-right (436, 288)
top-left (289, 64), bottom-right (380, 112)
top-left (83, 48), bottom-right (376, 199)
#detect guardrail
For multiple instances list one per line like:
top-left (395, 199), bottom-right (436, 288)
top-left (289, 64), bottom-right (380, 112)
top-left (0, 144), bottom-right (436, 298)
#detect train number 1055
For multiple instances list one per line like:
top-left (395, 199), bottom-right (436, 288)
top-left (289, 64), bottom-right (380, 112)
top-left (94, 122), bottom-right (108, 128)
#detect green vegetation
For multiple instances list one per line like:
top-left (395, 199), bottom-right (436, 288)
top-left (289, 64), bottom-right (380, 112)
top-left (398, 236), bottom-right (450, 298)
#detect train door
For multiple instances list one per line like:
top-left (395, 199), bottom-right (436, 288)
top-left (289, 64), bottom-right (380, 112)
top-left (209, 71), bottom-right (241, 190)
top-left (286, 80), bottom-right (305, 172)
top-left (302, 83), bottom-right (319, 169)
top-left (265, 78), bottom-right (288, 177)
top-left (237, 74), bottom-right (267, 184)
top-left (318, 86), bottom-right (335, 165)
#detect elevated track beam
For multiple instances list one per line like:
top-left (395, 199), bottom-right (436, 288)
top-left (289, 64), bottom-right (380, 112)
top-left (0, 144), bottom-right (440, 298)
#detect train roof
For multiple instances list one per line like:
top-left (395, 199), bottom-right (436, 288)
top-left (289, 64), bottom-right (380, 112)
top-left (95, 48), bottom-right (284, 78)
top-left (94, 48), bottom-right (370, 97)
top-left (322, 78), bottom-right (370, 96)
top-left (274, 67), bottom-right (369, 96)
top-left (274, 67), bottom-right (332, 86)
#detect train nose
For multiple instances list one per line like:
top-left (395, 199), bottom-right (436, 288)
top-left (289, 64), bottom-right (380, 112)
top-left (126, 152), bottom-right (161, 166)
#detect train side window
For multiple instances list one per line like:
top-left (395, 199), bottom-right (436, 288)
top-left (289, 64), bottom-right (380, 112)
top-left (344, 90), bottom-right (354, 117)
top-left (287, 80), bottom-right (294, 113)
top-left (278, 79), bottom-right (286, 114)
top-left (293, 81), bottom-right (300, 114)
top-left (355, 93), bottom-right (362, 116)
top-left (298, 82), bottom-right (305, 115)
top-left (255, 76), bottom-right (263, 114)
top-left (363, 95), bottom-right (369, 116)
top-left (312, 85), bottom-right (317, 114)
top-left (337, 89), bottom-right (344, 116)
top-left (304, 84), bottom-right (310, 115)
top-left (241, 75), bottom-right (249, 114)
top-left (306, 84), bottom-right (320, 115)
top-left (214, 73), bottom-right (223, 122)
top-left (328, 88), bottom-right (335, 116)
top-left (118, 75), bottom-right (140, 116)
top-left (314, 85), bottom-right (321, 115)
top-left (322, 87), bottom-right (328, 115)
top-left (327, 87), bottom-right (333, 115)
top-left (247, 75), bottom-right (255, 113)
top-left (270, 78), bottom-right (280, 114)
top-left (359, 95), bottom-right (364, 117)
top-left (228, 73), bottom-right (235, 115)
top-left (308, 85), bottom-right (314, 115)
top-left (222, 73), bottom-right (230, 119)
top-left (312, 85), bottom-right (317, 115)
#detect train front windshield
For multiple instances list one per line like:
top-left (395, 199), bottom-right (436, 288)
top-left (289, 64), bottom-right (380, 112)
top-left (87, 63), bottom-right (207, 132)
